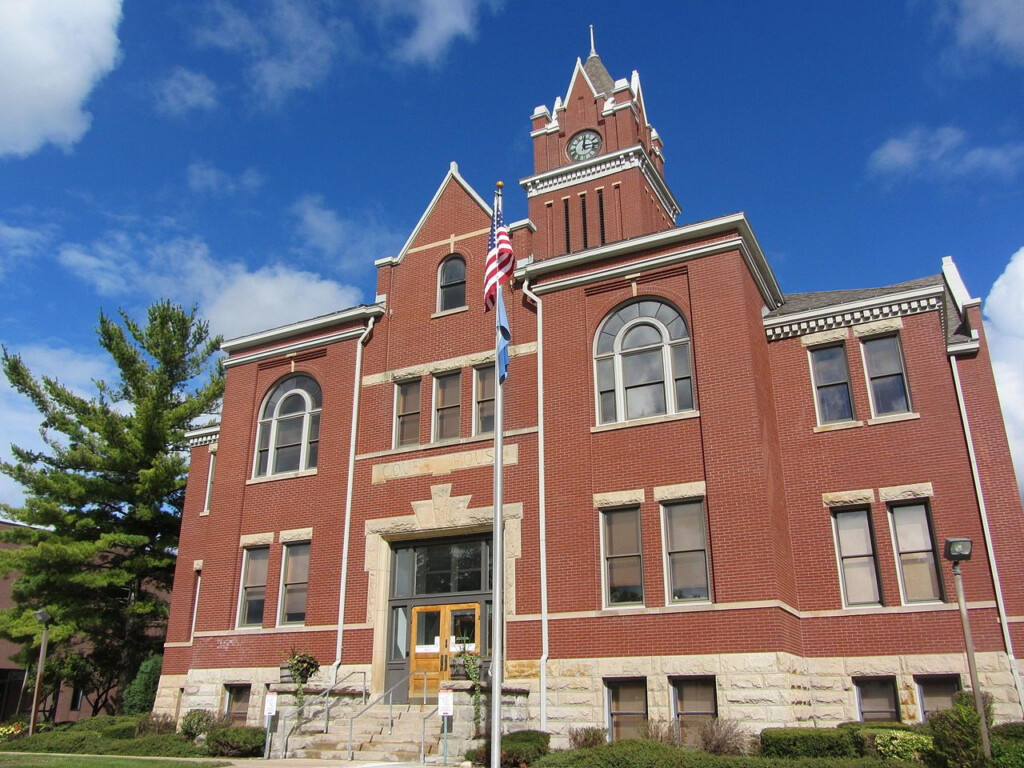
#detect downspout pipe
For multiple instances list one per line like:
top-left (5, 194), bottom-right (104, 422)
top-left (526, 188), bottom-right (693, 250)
top-left (522, 278), bottom-right (548, 731)
top-left (950, 354), bottom-right (1024, 716)
top-left (331, 316), bottom-right (376, 683)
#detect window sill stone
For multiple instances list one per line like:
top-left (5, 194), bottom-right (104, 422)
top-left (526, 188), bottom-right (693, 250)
top-left (431, 306), bottom-right (469, 319)
top-left (591, 410), bottom-right (700, 434)
top-left (813, 420), bottom-right (863, 433)
top-left (246, 468), bottom-right (318, 486)
top-left (867, 411), bottom-right (920, 426)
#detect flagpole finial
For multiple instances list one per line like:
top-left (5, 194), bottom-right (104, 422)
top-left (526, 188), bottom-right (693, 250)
top-left (496, 180), bottom-right (504, 189)
top-left (589, 25), bottom-right (596, 57)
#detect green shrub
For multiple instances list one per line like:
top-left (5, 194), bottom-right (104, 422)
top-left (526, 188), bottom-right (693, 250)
top-left (135, 712), bottom-right (176, 736)
top-left (101, 733), bottom-right (203, 757)
top-left (4, 730), bottom-right (100, 753)
top-left (759, 727), bottom-right (857, 758)
top-left (205, 726), bottom-right (266, 757)
top-left (874, 730), bottom-right (933, 762)
top-left (567, 725), bottom-right (607, 749)
top-left (179, 708), bottom-right (222, 741)
top-left (100, 720), bottom-right (139, 740)
top-left (64, 714), bottom-right (141, 733)
top-left (123, 654), bottom-right (163, 715)
top-left (465, 729), bottom-right (551, 766)
top-left (992, 721), bottom-right (1024, 742)
top-left (925, 690), bottom-right (992, 768)
top-left (2, 726), bottom-right (203, 758)
top-left (992, 735), bottom-right (1024, 768)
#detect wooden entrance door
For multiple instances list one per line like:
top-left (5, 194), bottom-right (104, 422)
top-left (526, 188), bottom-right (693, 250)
top-left (409, 602), bottom-right (479, 700)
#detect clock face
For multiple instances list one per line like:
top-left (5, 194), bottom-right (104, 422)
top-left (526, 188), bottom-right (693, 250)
top-left (568, 130), bottom-right (602, 161)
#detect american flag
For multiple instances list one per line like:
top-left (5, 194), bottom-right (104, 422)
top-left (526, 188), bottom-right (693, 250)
top-left (483, 198), bottom-right (514, 312)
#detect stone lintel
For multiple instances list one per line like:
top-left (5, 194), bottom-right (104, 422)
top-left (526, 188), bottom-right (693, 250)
top-left (280, 527), bottom-right (313, 542)
top-left (593, 489), bottom-right (646, 508)
top-left (239, 532), bottom-right (274, 547)
top-left (879, 482), bottom-right (933, 502)
top-left (852, 317), bottom-right (904, 337)
top-left (822, 489), bottom-right (875, 507)
top-left (653, 481), bottom-right (706, 501)
top-left (801, 328), bottom-right (849, 347)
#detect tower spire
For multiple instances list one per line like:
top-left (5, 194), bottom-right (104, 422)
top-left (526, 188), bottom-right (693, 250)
top-left (589, 25), bottom-right (596, 57)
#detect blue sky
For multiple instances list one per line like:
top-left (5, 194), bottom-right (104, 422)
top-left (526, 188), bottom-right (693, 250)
top-left (1, 0), bottom-right (1023, 505)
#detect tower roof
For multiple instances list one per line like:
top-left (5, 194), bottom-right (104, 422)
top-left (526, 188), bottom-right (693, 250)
top-left (582, 52), bottom-right (615, 97)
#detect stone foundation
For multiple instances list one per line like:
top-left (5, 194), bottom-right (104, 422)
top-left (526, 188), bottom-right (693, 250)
top-left (156, 652), bottom-right (1023, 750)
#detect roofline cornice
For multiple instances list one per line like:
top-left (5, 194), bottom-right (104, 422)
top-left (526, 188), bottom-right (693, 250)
top-left (222, 304), bottom-right (384, 354)
top-left (514, 212), bottom-right (783, 308)
top-left (519, 145), bottom-right (680, 219)
top-left (763, 285), bottom-right (945, 341)
top-left (185, 425), bottom-right (220, 446)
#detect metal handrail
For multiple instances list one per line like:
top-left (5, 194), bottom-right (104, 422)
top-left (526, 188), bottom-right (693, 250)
top-left (420, 705), bottom-right (439, 763)
top-left (278, 671), bottom-right (367, 757)
top-left (348, 671), bottom-right (427, 760)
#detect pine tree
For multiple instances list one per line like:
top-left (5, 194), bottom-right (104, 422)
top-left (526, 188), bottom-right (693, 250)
top-left (0, 301), bottom-right (223, 715)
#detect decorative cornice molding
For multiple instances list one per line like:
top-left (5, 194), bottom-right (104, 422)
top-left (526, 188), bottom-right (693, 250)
top-left (764, 288), bottom-right (943, 341)
top-left (519, 145), bottom-right (680, 219)
top-left (186, 425), bottom-right (220, 447)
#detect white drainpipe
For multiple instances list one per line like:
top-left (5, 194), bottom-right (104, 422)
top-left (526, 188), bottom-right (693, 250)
top-left (522, 279), bottom-right (548, 730)
top-left (950, 354), bottom-right (1024, 716)
top-left (331, 316), bottom-right (376, 682)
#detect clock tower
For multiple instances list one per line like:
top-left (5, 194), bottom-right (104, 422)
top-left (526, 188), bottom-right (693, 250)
top-left (520, 39), bottom-right (680, 261)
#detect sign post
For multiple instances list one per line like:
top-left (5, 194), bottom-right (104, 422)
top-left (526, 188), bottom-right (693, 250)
top-left (438, 689), bottom-right (454, 766)
top-left (263, 691), bottom-right (278, 759)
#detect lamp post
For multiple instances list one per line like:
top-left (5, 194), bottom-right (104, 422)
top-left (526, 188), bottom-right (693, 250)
top-left (28, 609), bottom-right (50, 736)
top-left (943, 538), bottom-right (991, 759)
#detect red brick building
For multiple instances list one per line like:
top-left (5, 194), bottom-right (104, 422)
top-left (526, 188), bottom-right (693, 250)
top-left (156, 46), bottom-right (1024, 742)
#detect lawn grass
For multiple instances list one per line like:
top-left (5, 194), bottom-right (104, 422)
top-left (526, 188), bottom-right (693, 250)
top-left (0, 755), bottom-right (230, 768)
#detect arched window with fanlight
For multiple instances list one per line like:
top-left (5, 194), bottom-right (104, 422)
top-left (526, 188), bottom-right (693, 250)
top-left (437, 255), bottom-right (466, 312)
top-left (594, 299), bottom-right (694, 424)
top-left (254, 374), bottom-right (322, 477)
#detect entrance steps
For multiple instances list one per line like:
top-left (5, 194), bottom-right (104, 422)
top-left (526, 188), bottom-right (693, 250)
top-left (288, 702), bottom-right (444, 762)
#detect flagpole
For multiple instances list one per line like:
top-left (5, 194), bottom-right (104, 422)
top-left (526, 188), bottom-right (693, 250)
top-left (489, 184), bottom-right (505, 768)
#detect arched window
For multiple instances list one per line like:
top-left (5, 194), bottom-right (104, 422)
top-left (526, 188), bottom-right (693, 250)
top-left (438, 255), bottom-right (466, 312)
top-left (594, 299), bottom-right (694, 424)
top-left (254, 375), bottom-right (322, 477)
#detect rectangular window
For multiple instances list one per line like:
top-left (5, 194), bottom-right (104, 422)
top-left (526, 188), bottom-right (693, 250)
top-left (563, 197), bottom-right (571, 254)
top-left (810, 345), bottom-right (854, 424)
top-left (916, 675), bottom-right (960, 719)
top-left (833, 509), bottom-right (881, 606)
top-left (606, 678), bottom-right (646, 741)
top-left (474, 366), bottom-right (495, 435)
top-left (673, 676), bottom-right (717, 744)
top-left (190, 571), bottom-right (201, 640)
top-left (891, 503), bottom-right (941, 603)
top-left (580, 193), bottom-right (589, 250)
top-left (434, 372), bottom-right (461, 441)
top-left (279, 542), bottom-right (310, 625)
top-left (603, 508), bottom-right (643, 606)
top-left (856, 677), bottom-right (900, 722)
top-left (663, 501), bottom-right (710, 602)
top-left (597, 188), bottom-right (606, 245)
top-left (202, 450), bottom-right (216, 516)
top-left (395, 379), bottom-right (421, 448)
top-left (238, 547), bottom-right (269, 627)
top-left (863, 335), bottom-right (911, 416)
top-left (224, 684), bottom-right (251, 727)
top-left (70, 687), bottom-right (84, 712)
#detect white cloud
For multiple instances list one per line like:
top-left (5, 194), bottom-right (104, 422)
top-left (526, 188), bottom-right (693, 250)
top-left (290, 194), bottom-right (404, 268)
top-left (0, 342), bottom-right (116, 507)
top-left (154, 67), bottom-right (219, 117)
top-left (947, 0), bottom-right (1024, 66)
top-left (369, 0), bottom-right (496, 66)
top-left (0, 0), bottom-right (123, 158)
top-left (0, 221), bottom-right (53, 279)
top-left (984, 246), bottom-right (1024, 495)
top-left (187, 161), bottom-right (263, 196)
top-left (56, 230), bottom-right (363, 339)
top-left (868, 126), bottom-right (1024, 182)
top-left (195, 0), bottom-right (353, 107)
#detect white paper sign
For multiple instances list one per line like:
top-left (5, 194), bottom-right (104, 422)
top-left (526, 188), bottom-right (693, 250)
top-left (438, 689), bottom-right (454, 717)
top-left (263, 691), bottom-right (278, 717)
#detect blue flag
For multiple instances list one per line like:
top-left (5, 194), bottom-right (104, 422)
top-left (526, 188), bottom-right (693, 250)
top-left (496, 287), bottom-right (511, 383)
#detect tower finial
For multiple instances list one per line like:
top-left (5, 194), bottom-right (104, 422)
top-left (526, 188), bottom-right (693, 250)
top-left (589, 25), bottom-right (596, 57)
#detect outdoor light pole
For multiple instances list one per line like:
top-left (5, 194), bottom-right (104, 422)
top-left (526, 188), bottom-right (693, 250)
top-left (944, 538), bottom-right (991, 759)
top-left (28, 609), bottom-right (50, 736)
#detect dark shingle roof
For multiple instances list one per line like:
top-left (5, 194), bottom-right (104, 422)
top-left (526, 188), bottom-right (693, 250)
top-left (583, 54), bottom-right (615, 97)
top-left (765, 274), bottom-right (944, 319)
